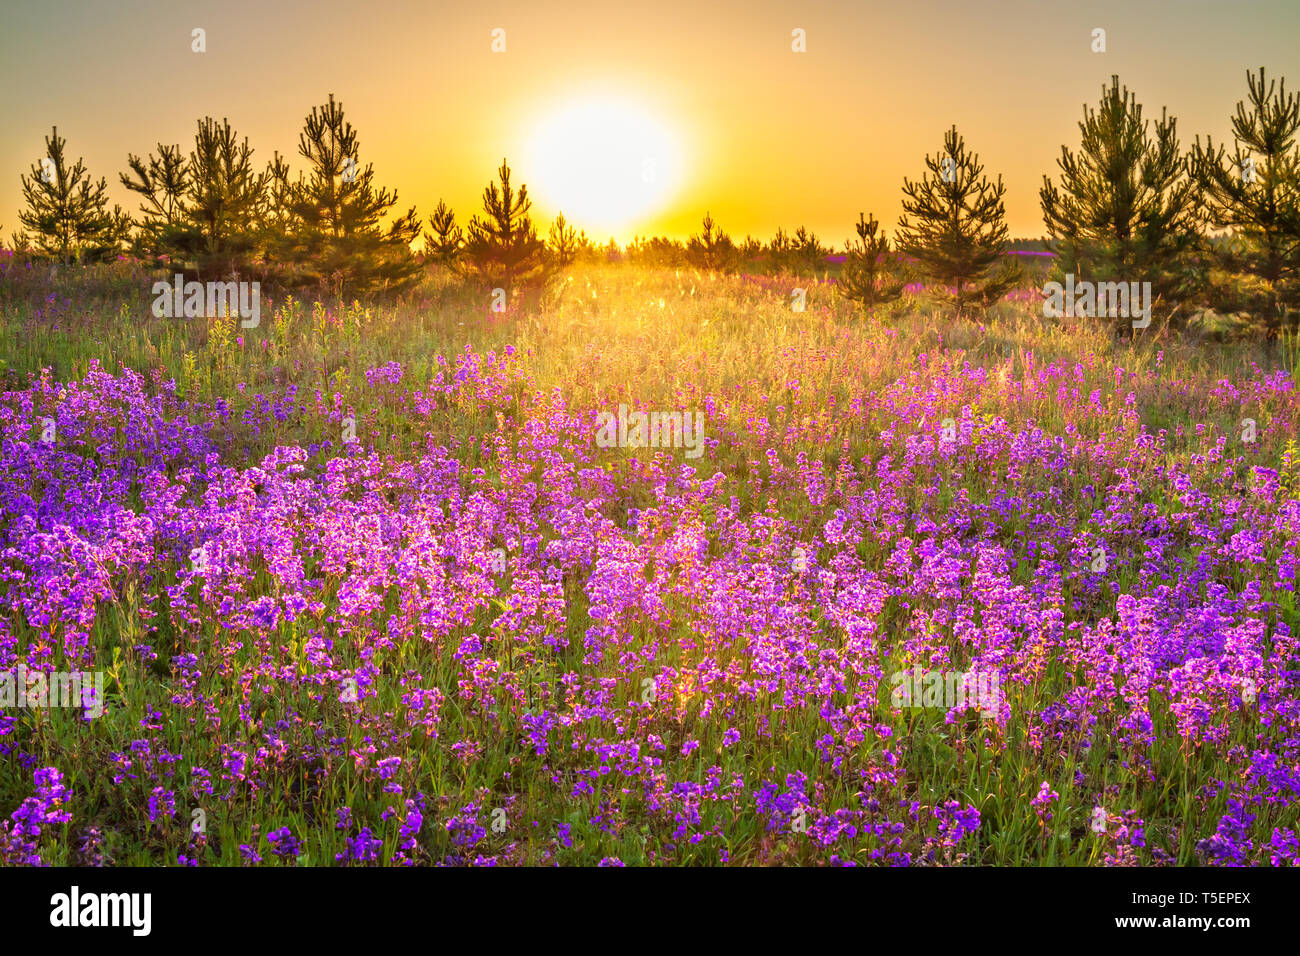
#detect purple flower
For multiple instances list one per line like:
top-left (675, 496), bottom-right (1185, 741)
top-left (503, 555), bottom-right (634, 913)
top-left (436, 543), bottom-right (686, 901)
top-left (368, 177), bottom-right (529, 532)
top-left (267, 826), bottom-right (302, 860)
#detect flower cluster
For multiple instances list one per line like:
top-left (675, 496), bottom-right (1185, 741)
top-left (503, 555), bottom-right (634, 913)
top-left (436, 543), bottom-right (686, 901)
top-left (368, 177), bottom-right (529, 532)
top-left (0, 329), bottom-right (1296, 865)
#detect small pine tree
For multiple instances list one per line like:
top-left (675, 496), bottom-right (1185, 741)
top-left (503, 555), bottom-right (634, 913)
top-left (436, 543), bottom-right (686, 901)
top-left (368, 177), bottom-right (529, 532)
top-left (423, 200), bottom-right (463, 267)
top-left (791, 226), bottom-right (829, 274)
top-left (1192, 67), bottom-right (1300, 337)
top-left (120, 143), bottom-right (189, 264)
top-left (897, 125), bottom-right (1019, 314)
top-left (547, 211), bottom-right (580, 267)
top-left (17, 126), bottom-right (131, 263)
top-left (261, 152), bottom-right (297, 236)
top-left (768, 227), bottom-right (793, 272)
top-left (838, 213), bottom-right (907, 311)
top-left (182, 117), bottom-right (269, 276)
top-left (1040, 76), bottom-right (1202, 327)
top-left (463, 158), bottom-right (553, 293)
top-left (277, 95), bottom-right (421, 297)
top-left (686, 212), bottom-right (737, 271)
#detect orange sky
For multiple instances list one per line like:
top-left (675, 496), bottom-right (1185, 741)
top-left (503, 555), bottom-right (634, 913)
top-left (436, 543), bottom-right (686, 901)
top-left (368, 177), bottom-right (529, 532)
top-left (2, 0), bottom-right (1298, 247)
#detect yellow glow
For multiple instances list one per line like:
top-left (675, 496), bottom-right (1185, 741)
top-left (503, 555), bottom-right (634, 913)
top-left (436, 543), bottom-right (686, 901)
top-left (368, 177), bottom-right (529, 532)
top-left (523, 96), bottom-right (685, 235)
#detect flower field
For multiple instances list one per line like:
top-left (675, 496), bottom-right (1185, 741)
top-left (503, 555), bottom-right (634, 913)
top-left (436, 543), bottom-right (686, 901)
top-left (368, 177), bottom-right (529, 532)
top-left (1, 264), bottom-right (1298, 866)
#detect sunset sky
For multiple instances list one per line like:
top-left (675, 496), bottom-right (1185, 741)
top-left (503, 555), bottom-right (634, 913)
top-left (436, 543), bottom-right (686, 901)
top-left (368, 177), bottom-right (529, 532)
top-left (2, 0), bottom-right (1298, 247)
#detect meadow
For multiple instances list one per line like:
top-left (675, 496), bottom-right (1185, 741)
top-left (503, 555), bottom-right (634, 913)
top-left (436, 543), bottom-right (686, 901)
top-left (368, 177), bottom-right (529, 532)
top-left (1, 256), bottom-right (1298, 866)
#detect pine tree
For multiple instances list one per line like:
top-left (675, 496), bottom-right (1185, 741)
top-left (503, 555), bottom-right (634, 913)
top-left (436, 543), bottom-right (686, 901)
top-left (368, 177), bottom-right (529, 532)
top-left (547, 211), bottom-right (580, 267)
top-left (261, 152), bottom-right (297, 235)
top-left (182, 117), bottom-right (269, 276)
top-left (1040, 76), bottom-right (1202, 327)
top-left (463, 159), bottom-right (553, 292)
top-left (838, 212), bottom-right (907, 311)
top-left (120, 143), bottom-right (189, 263)
top-left (791, 226), bottom-right (829, 274)
top-left (1191, 68), bottom-right (1300, 337)
top-left (686, 212), bottom-right (737, 271)
top-left (572, 229), bottom-right (595, 262)
top-left (768, 227), bottom-right (793, 272)
top-left (276, 95), bottom-right (421, 297)
top-left (423, 200), bottom-right (463, 267)
top-left (897, 125), bottom-right (1019, 314)
top-left (17, 127), bottom-right (131, 263)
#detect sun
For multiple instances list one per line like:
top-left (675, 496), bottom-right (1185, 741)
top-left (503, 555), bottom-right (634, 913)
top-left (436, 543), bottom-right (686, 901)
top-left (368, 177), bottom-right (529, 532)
top-left (523, 96), bottom-right (685, 236)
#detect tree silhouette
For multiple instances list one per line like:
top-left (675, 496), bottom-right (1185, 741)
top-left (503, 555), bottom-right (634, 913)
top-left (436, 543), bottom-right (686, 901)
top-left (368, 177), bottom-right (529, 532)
top-left (261, 152), bottom-right (296, 236)
top-left (423, 199), bottom-right (463, 267)
top-left (463, 158), bottom-right (552, 292)
top-left (1041, 76), bottom-right (1202, 327)
top-left (791, 226), bottom-right (829, 275)
top-left (17, 126), bottom-right (131, 263)
top-left (274, 94), bottom-right (421, 297)
top-left (686, 212), bottom-right (737, 271)
top-left (838, 212), bottom-right (907, 311)
top-left (1192, 67), bottom-right (1300, 336)
top-left (181, 117), bottom-right (268, 276)
top-left (547, 211), bottom-right (581, 267)
top-left (897, 125), bottom-right (1019, 314)
top-left (768, 227), bottom-right (793, 272)
top-left (120, 143), bottom-right (189, 264)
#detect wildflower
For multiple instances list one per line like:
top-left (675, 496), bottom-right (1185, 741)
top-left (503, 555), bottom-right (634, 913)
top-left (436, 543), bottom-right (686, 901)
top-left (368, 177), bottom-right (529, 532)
top-left (267, 826), bottom-right (302, 860)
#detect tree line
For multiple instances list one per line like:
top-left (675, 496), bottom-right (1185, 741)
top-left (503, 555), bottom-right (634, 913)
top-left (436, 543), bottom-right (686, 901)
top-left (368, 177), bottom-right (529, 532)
top-left (5, 95), bottom-right (574, 300)
top-left (661, 70), bottom-right (1298, 337)
top-left (5, 71), bottom-right (1299, 336)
